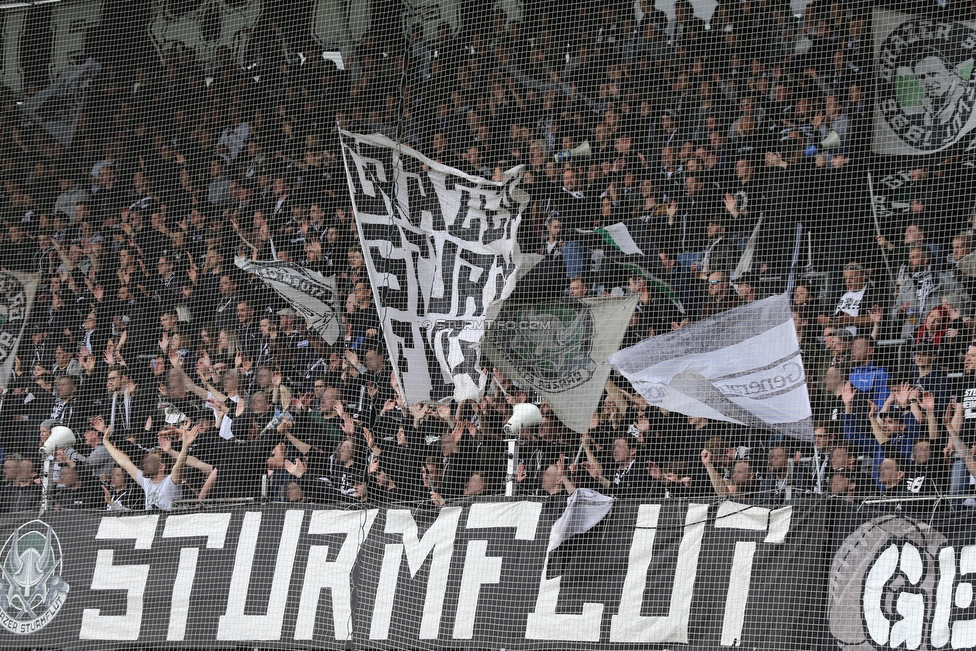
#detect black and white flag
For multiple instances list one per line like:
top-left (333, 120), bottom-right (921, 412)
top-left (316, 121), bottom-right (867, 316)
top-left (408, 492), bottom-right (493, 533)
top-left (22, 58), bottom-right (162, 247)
top-left (608, 293), bottom-right (813, 440)
top-left (873, 8), bottom-right (976, 154)
top-left (339, 130), bottom-right (539, 404)
top-left (234, 257), bottom-right (340, 345)
top-left (19, 58), bottom-right (101, 149)
top-left (0, 271), bottom-right (39, 392)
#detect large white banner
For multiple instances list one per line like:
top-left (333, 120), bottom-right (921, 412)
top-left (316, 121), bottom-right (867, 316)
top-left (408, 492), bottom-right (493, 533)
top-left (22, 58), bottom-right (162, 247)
top-left (873, 8), bottom-right (976, 155)
top-left (234, 258), bottom-right (341, 346)
top-left (339, 130), bottom-right (540, 404)
top-left (0, 271), bottom-right (39, 393)
top-left (608, 293), bottom-right (813, 439)
top-left (483, 296), bottom-right (637, 433)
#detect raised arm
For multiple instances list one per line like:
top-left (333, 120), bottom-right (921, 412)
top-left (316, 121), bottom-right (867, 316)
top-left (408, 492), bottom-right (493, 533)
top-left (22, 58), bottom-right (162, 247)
top-left (867, 400), bottom-right (891, 445)
top-left (581, 432), bottom-right (610, 489)
top-left (169, 426), bottom-right (200, 485)
top-left (701, 448), bottom-right (730, 497)
top-left (168, 351), bottom-right (213, 401)
top-left (946, 402), bottom-right (976, 478)
top-left (99, 422), bottom-right (140, 482)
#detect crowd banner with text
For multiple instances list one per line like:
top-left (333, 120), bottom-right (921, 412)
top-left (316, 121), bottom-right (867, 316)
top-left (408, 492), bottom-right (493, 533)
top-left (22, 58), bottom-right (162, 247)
top-left (0, 271), bottom-right (39, 393)
top-left (339, 129), bottom-right (540, 405)
top-left (873, 8), bottom-right (976, 155)
top-left (4, 499), bottom-right (970, 648)
top-left (234, 257), bottom-right (341, 346)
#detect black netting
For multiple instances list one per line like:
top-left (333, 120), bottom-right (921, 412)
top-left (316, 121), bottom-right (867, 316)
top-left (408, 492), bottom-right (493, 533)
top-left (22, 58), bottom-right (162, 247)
top-left (0, 0), bottom-right (974, 649)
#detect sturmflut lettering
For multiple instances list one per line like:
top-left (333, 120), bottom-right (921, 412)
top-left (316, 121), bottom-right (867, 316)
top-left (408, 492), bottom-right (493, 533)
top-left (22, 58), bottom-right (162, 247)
top-left (68, 504), bottom-right (803, 645)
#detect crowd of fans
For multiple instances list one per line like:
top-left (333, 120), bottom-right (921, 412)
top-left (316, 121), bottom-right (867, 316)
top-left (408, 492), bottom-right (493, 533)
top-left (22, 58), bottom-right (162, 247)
top-left (0, 0), bottom-right (975, 520)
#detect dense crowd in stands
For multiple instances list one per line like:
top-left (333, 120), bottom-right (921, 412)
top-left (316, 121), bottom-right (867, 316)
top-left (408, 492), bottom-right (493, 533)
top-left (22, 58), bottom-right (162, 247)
top-left (1, 0), bottom-right (976, 518)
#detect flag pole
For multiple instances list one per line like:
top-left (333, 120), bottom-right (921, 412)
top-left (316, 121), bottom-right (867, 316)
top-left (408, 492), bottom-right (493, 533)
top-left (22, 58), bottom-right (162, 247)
top-left (867, 172), bottom-right (896, 286)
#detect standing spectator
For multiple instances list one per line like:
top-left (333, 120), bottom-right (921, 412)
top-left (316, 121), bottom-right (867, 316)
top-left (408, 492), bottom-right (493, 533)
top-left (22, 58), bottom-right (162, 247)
top-left (101, 420), bottom-right (196, 510)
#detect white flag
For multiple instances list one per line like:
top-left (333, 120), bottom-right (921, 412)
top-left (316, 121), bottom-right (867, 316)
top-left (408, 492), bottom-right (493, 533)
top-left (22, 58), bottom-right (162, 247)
top-left (234, 258), bottom-right (340, 345)
top-left (0, 271), bottom-right (39, 393)
top-left (608, 293), bottom-right (813, 440)
top-left (873, 8), bottom-right (976, 155)
top-left (483, 296), bottom-right (638, 433)
top-left (339, 129), bottom-right (539, 404)
top-left (547, 488), bottom-right (615, 552)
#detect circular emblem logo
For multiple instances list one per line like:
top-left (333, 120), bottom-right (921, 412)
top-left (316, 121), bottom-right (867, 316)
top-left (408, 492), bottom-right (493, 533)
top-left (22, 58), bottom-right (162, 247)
top-left (0, 520), bottom-right (70, 635)
top-left (488, 300), bottom-right (595, 393)
top-left (878, 20), bottom-right (976, 152)
top-left (828, 515), bottom-right (946, 650)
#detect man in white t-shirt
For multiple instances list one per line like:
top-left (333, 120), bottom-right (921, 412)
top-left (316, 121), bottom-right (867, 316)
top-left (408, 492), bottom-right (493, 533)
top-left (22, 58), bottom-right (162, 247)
top-left (818, 262), bottom-right (883, 336)
top-left (99, 418), bottom-right (195, 510)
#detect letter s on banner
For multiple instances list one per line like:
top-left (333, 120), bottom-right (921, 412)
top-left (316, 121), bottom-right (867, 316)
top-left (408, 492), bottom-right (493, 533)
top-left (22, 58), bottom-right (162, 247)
top-left (79, 515), bottom-right (159, 640)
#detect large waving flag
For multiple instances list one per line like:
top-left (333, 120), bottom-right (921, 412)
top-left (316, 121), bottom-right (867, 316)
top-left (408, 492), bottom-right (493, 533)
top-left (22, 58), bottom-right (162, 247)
top-left (339, 129), bottom-right (540, 404)
top-left (608, 293), bottom-right (813, 440)
top-left (482, 296), bottom-right (637, 433)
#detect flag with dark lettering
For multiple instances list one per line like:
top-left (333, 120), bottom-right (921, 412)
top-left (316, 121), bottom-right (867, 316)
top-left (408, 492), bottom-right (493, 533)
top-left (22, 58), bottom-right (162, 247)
top-left (608, 293), bottom-right (813, 439)
top-left (873, 8), bottom-right (976, 155)
top-left (338, 129), bottom-right (540, 404)
top-left (0, 271), bottom-right (39, 392)
top-left (234, 257), bottom-right (340, 345)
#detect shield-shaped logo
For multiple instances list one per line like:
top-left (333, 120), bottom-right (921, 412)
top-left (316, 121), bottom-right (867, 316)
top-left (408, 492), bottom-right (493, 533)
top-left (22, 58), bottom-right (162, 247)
top-left (0, 520), bottom-right (70, 635)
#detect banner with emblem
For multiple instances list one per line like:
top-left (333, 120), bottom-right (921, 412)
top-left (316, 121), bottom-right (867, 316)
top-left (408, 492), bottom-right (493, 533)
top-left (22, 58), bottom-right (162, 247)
top-left (234, 258), bottom-right (341, 346)
top-left (338, 129), bottom-right (540, 405)
top-left (0, 271), bottom-right (39, 393)
top-left (873, 8), bottom-right (976, 155)
top-left (482, 296), bottom-right (638, 433)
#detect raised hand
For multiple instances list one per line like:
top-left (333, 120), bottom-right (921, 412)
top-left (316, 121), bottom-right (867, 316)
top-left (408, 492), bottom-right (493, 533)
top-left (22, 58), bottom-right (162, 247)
top-left (284, 458), bottom-right (307, 477)
top-left (841, 381), bottom-right (856, 406)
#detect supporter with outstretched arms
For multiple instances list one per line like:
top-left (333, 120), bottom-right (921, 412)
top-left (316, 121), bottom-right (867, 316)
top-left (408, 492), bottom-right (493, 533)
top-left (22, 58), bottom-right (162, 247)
top-left (100, 417), bottom-right (196, 510)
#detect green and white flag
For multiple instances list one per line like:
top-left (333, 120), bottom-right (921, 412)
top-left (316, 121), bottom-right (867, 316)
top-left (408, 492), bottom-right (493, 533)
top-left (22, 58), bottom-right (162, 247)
top-left (483, 296), bottom-right (637, 433)
top-left (578, 222), bottom-right (643, 255)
